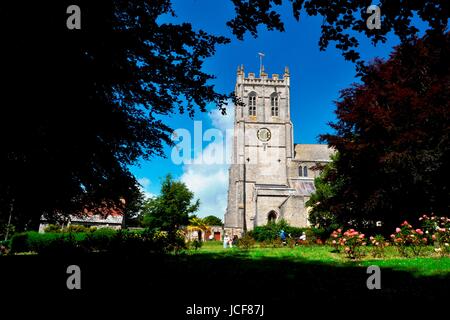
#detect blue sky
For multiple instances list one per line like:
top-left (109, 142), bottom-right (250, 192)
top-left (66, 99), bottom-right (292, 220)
top-left (130, 0), bottom-right (416, 219)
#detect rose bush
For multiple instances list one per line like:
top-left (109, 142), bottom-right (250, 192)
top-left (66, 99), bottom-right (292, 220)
top-left (369, 235), bottom-right (389, 258)
top-left (331, 228), bottom-right (366, 259)
top-left (390, 221), bottom-right (428, 257)
top-left (420, 214), bottom-right (450, 257)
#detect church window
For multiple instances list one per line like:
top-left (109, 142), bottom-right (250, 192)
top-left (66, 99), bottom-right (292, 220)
top-left (268, 211), bottom-right (277, 223)
top-left (248, 93), bottom-right (257, 116)
top-left (270, 93), bottom-right (279, 116)
top-left (303, 166), bottom-right (308, 177)
top-left (299, 166), bottom-right (303, 177)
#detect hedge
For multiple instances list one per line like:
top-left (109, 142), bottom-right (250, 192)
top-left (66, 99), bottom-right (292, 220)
top-left (248, 220), bottom-right (309, 242)
top-left (9, 228), bottom-right (183, 255)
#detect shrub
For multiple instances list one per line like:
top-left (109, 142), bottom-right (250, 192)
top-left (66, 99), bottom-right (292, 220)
top-left (10, 231), bottom-right (87, 255)
top-left (420, 214), bottom-right (450, 257)
top-left (141, 228), bottom-right (187, 253)
top-left (63, 225), bottom-right (92, 233)
top-left (8, 227), bottom-right (188, 255)
top-left (249, 224), bottom-right (280, 242)
top-left (259, 240), bottom-right (271, 248)
top-left (331, 228), bottom-right (366, 259)
top-left (433, 229), bottom-right (450, 257)
top-left (329, 229), bottom-right (343, 252)
top-left (10, 232), bottom-right (30, 253)
top-left (287, 238), bottom-right (296, 248)
top-left (190, 239), bottom-right (202, 250)
top-left (310, 227), bottom-right (335, 242)
top-left (84, 228), bottom-right (116, 251)
top-left (369, 235), bottom-right (389, 258)
top-left (44, 224), bottom-right (62, 233)
top-left (390, 221), bottom-right (428, 257)
top-left (237, 233), bottom-right (256, 250)
top-left (249, 220), bottom-right (309, 242)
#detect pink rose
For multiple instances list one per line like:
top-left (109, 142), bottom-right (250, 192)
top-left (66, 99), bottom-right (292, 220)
top-left (396, 228), bottom-right (401, 233)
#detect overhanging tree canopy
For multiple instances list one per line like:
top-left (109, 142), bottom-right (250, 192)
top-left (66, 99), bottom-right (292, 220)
top-left (227, 0), bottom-right (449, 64)
top-left (0, 1), bottom-right (230, 229)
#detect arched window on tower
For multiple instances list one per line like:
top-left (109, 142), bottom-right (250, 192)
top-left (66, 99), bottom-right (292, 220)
top-left (299, 166), bottom-right (303, 177)
top-left (248, 92), bottom-right (257, 116)
top-left (270, 93), bottom-right (279, 116)
top-left (303, 166), bottom-right (308, 177)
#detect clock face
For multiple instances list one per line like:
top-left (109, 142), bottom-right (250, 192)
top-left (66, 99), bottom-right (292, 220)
top-left (257, 128), bottom-right (271, 142)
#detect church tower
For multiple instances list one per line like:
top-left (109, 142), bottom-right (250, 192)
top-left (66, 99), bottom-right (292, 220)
top-left (224, 65), bottom-right (295, 233)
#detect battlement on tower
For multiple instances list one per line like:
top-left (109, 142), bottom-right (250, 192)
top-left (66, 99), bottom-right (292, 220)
top-left (236, 65), bottom-right (290, 85)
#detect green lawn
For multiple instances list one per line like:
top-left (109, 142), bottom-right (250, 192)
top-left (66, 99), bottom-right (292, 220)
top-left (2, 240), bottom-right (449, 313)
top-left (194, 241), bottom-right (450, 277)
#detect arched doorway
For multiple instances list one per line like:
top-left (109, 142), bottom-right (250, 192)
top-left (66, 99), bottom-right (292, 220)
top-left (267, 211), bottom-right (277, 224)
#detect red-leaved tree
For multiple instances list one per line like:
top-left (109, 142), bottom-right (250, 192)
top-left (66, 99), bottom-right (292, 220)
top-left (318, 33), bottom-right (449, 231)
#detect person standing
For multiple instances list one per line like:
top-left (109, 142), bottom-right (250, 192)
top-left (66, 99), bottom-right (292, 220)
top-left (223, 234), bottom-right (230, 248)
top-left (280, 229), bottom-right (287, 245)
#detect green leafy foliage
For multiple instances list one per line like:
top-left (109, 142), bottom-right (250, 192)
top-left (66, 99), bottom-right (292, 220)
top-left (44, 224), bottom-right (98, 233)
top-left (43, 224), bottom-right (62, 233)
top-left (237, 233), bottom-right (256, 250)
top-left (228, 0), bottom-right (448, 64)
top-left (330, 228), bottom-right (367, 260)
top-left (249, 219), bottom-right (307, 242)
top-left (317, 34), bottom-right (450, 230)
top-left (141, 175), bottom-right (199, 238)
top-left (202, 215), bottom-right (223, 226)
top-left (369, 235), bottom-right (389, 258)
top-left (0, 0), bottom-right (232, 231)
top-left (190, 239), bottom-right (203, 250)
top-left (306, 155), bottom-right (342, 234)
top-left (8, 227), bottom-right (184, 255)
top-left (390, 221), bottom-right (428, 257)
top-left (420, 214), bottom-right (450, 257)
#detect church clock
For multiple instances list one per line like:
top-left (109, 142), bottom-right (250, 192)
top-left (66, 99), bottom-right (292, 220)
top-left (257, 128), bottom-right (271, 142)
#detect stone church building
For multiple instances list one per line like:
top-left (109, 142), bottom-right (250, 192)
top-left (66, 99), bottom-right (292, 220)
top-left (224, 65), bottom-right (333, 235)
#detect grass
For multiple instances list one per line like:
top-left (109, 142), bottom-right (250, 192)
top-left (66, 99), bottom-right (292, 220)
top-left (195, 241), bottom-right (450, 277)
top-left (2, 239), bottom-right (450, 316)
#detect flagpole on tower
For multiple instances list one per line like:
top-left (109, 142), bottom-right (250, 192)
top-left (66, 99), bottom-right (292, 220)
top-left (258, 52), bottom-right (265, 76)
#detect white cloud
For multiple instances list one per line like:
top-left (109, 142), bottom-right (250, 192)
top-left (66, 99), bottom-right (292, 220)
top-left (137, 177), bottom-right (156, 199)
top-left (209, 106), bottom-right (234, 132)
top-left (180, 105), bottom-right (234, 218)
top-left (138, 177), bottom-right (151, 188)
